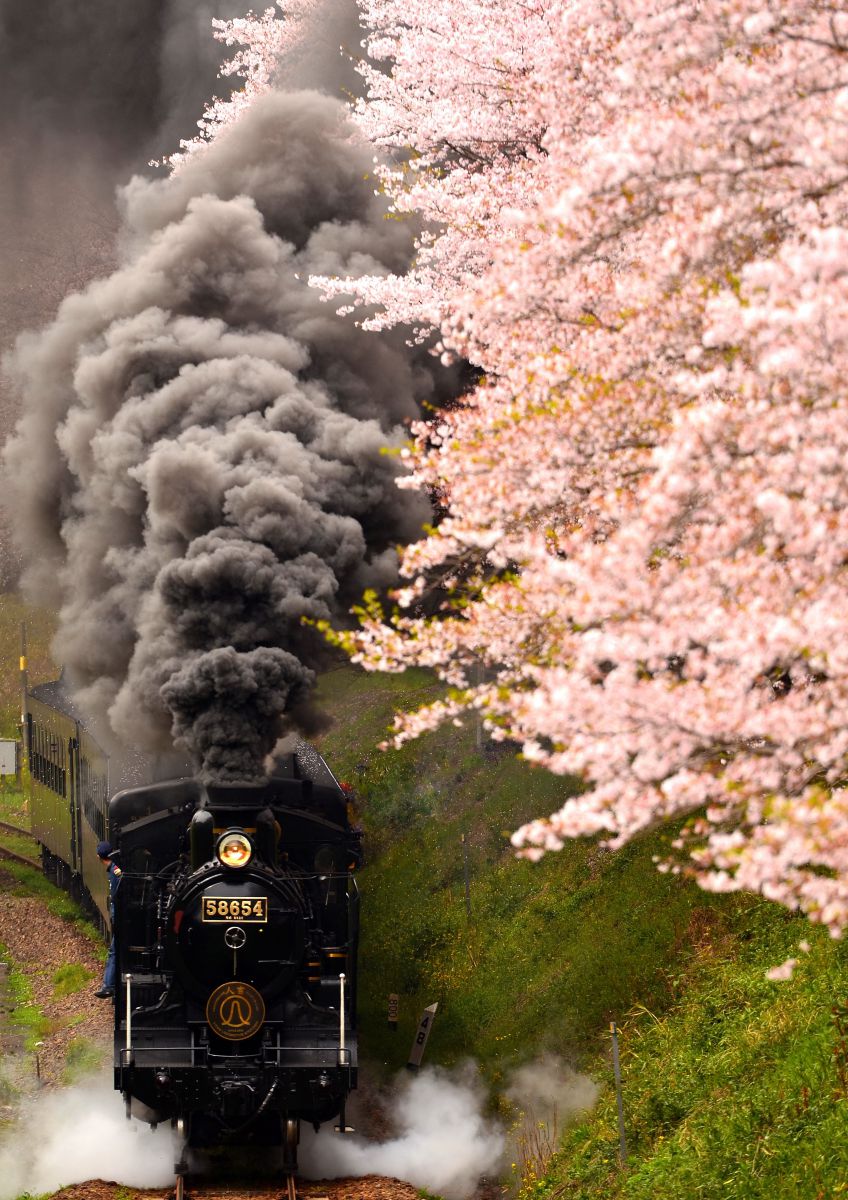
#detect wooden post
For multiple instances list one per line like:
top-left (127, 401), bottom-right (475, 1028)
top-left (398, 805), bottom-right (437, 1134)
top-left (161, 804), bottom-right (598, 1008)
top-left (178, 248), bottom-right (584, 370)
top-left (461, 834), bottom-right (472, 919)
top-left (388, 993), bottom-right (399, 1031)
top-left (610, 1021), bottom-right (628, 1166)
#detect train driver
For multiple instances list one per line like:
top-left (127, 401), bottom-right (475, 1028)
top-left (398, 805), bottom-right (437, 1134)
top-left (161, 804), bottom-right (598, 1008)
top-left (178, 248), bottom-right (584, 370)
top-left (94, 840), bottom-right (122, 1000)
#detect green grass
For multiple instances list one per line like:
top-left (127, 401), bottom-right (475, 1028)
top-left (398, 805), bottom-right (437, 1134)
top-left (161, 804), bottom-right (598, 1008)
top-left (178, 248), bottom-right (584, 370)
top-left (0, 947), bottom-right (50, 1052)
top-left (315, 666), bottom-right (848, 1198)
top-left (535, 910), bottom-right (848, 1199)
top-left (52, 963), bottom-right (95, 999)
top-left (0, 787), bottom-right (30, 828)
top-left (0, 1069), bottom-right (19, 1107)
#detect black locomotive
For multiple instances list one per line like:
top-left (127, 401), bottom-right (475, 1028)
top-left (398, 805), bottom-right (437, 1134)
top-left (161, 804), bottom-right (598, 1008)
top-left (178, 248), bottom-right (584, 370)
top-left (23, 675), bottom-right (361, 1190)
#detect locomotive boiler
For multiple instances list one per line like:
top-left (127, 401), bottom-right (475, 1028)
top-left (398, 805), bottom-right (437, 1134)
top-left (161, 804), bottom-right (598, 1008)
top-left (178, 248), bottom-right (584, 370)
top-left (24, 676), bottom-right (361, 1194)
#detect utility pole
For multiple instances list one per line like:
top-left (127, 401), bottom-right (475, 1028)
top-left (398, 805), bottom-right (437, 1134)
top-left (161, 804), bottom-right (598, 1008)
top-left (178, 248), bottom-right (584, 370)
top-left (19, 622), bottom-right (28, 783)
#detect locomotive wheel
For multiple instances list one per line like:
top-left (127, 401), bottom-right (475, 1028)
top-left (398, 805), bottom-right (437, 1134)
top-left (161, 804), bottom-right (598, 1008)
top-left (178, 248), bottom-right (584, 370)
top-left (172, 1115), bottom-right (189, 1200)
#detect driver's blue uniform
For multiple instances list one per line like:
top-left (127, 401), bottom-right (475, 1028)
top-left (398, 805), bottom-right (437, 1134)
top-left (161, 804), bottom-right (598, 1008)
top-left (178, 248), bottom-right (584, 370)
top-left (101, 859), bottom-right (122, 994)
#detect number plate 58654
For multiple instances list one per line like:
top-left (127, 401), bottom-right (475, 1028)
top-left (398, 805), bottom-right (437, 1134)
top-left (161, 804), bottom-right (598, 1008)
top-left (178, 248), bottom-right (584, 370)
top-left (201, 897), bottom-right (268, 922)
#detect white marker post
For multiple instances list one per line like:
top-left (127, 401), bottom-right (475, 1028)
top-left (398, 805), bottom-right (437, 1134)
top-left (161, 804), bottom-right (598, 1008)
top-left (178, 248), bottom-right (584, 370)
top-left (406, 1002), bottom-right (438, 1071)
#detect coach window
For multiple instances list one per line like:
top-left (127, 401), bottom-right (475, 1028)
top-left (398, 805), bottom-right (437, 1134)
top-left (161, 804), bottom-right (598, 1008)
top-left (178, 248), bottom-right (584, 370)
top-left (49, 734), bottom-right (57, 794)
top-left (34, 724), bottom-right (44, 785)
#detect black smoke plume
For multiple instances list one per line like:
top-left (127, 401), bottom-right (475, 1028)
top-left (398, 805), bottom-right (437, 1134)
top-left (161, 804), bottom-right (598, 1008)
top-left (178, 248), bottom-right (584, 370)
top-left (2, 70), bottom-right (438, 780)
top-left (0, 0), bottom-right (266, 584)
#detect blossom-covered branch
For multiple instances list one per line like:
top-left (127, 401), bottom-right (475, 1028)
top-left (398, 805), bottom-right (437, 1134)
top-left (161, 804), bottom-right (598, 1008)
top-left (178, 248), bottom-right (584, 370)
top-left (328, 0), bottom-right (848, 933)
top-left (158, 0), bottom-right (317, 170)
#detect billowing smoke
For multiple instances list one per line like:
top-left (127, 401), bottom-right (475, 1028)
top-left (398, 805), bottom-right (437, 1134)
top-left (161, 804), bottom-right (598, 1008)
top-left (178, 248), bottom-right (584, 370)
top-left (0, 1081), bottom-right (175, 1197)
top-left (301, 1065), bottom-right (506, 1199)
top-left (0, 0), bottom-right (259, 583)
top-left (2, 69), bottom-right (440, 777)
top-left (300, 1059), bottom-right (599, 1199)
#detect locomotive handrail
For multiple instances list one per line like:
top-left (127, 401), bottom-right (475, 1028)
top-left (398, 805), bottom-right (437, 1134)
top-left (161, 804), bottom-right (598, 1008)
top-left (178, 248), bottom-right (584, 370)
top-left (119, 974), bottom-right (137, 1067)
top-left (339, 972), bottom-right (346, 1059)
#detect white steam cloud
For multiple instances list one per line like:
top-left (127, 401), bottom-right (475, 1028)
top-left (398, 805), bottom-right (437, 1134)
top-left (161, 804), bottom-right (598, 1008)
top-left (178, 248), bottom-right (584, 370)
top-left (301, 1065), bottom-right (505, 1199)
top-left (0, 1059), bottom-right (598, 1198)
top-left (504, 1053), bottom-right (599, 1184)
top-left (0, 1080), bottom-right (174, 1197)
top-left (300, 1059), bottom-right (598, 1200)
top-left (505, 1052), bottom-right (600, 1126)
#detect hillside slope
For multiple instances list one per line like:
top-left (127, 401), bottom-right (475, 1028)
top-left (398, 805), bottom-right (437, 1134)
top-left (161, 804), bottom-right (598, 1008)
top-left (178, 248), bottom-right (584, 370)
top-left (314, 665), bottom-right (848, 1199)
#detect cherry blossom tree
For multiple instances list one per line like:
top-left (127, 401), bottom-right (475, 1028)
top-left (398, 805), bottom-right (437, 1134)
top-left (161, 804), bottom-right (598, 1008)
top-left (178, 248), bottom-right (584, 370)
top-left (159, 0), bottom-right (318, 170)
top-left (316, 1), bottom-right (848, 935)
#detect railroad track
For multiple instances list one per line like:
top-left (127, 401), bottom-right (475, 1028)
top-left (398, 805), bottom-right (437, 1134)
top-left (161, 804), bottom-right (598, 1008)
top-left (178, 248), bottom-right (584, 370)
top-left (0, 819), bottom-right (31, 839)
top-left (0, 844), bottom-right (40, 871)
top-left (0, 820), bottom-right (40, 871)
top-left (173, 1176), bottom-right (325, 1200)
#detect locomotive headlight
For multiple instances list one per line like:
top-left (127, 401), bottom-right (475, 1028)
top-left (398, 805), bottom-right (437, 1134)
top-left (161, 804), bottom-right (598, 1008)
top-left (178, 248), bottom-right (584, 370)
top-left (216, 831), bottom-right (253, 869)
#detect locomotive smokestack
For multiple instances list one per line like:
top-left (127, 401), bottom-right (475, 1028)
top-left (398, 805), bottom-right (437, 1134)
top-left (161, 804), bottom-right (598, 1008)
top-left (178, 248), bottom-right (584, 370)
top-left (2, 52), bottom-right (445, 780)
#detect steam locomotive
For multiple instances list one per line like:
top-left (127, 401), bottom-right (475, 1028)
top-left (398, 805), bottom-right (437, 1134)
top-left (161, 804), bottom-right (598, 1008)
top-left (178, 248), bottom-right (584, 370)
top-left (24, 674), bottom-right (361, 1191)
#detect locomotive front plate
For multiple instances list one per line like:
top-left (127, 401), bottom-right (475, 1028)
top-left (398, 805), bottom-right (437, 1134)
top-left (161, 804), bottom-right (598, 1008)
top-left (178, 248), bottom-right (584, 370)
top-left (201, 896), bottom-right (268, 922)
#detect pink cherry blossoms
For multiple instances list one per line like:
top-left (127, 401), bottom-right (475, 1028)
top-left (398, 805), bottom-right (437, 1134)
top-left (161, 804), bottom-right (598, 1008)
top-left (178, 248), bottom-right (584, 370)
top-left (317, 1), bottom-right (848, 933)
top-left (160, 0), bottom-right (317, 170)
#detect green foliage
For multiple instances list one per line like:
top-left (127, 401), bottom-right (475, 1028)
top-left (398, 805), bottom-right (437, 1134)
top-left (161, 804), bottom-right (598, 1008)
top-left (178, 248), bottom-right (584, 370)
top-left (52, 963), bottom-right (95, 999)
top-left (315, 666), bottom-right (848, 1197)
top-left (0, 593), bottom-right (57, 738)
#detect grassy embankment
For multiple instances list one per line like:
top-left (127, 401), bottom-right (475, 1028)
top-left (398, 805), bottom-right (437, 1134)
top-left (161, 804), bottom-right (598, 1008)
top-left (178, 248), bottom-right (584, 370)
top-left (314, 665), bottom-right (848, 1200)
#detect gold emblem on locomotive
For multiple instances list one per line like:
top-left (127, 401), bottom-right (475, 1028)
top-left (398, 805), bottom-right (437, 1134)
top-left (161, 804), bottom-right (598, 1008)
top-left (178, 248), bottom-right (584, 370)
top-left (206, 981), bottom-right (265, 1040)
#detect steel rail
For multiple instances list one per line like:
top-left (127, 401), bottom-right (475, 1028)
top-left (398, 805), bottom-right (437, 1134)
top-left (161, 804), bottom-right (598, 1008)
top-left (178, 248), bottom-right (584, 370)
top-left (0, 843), bottom-right (40, 871)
